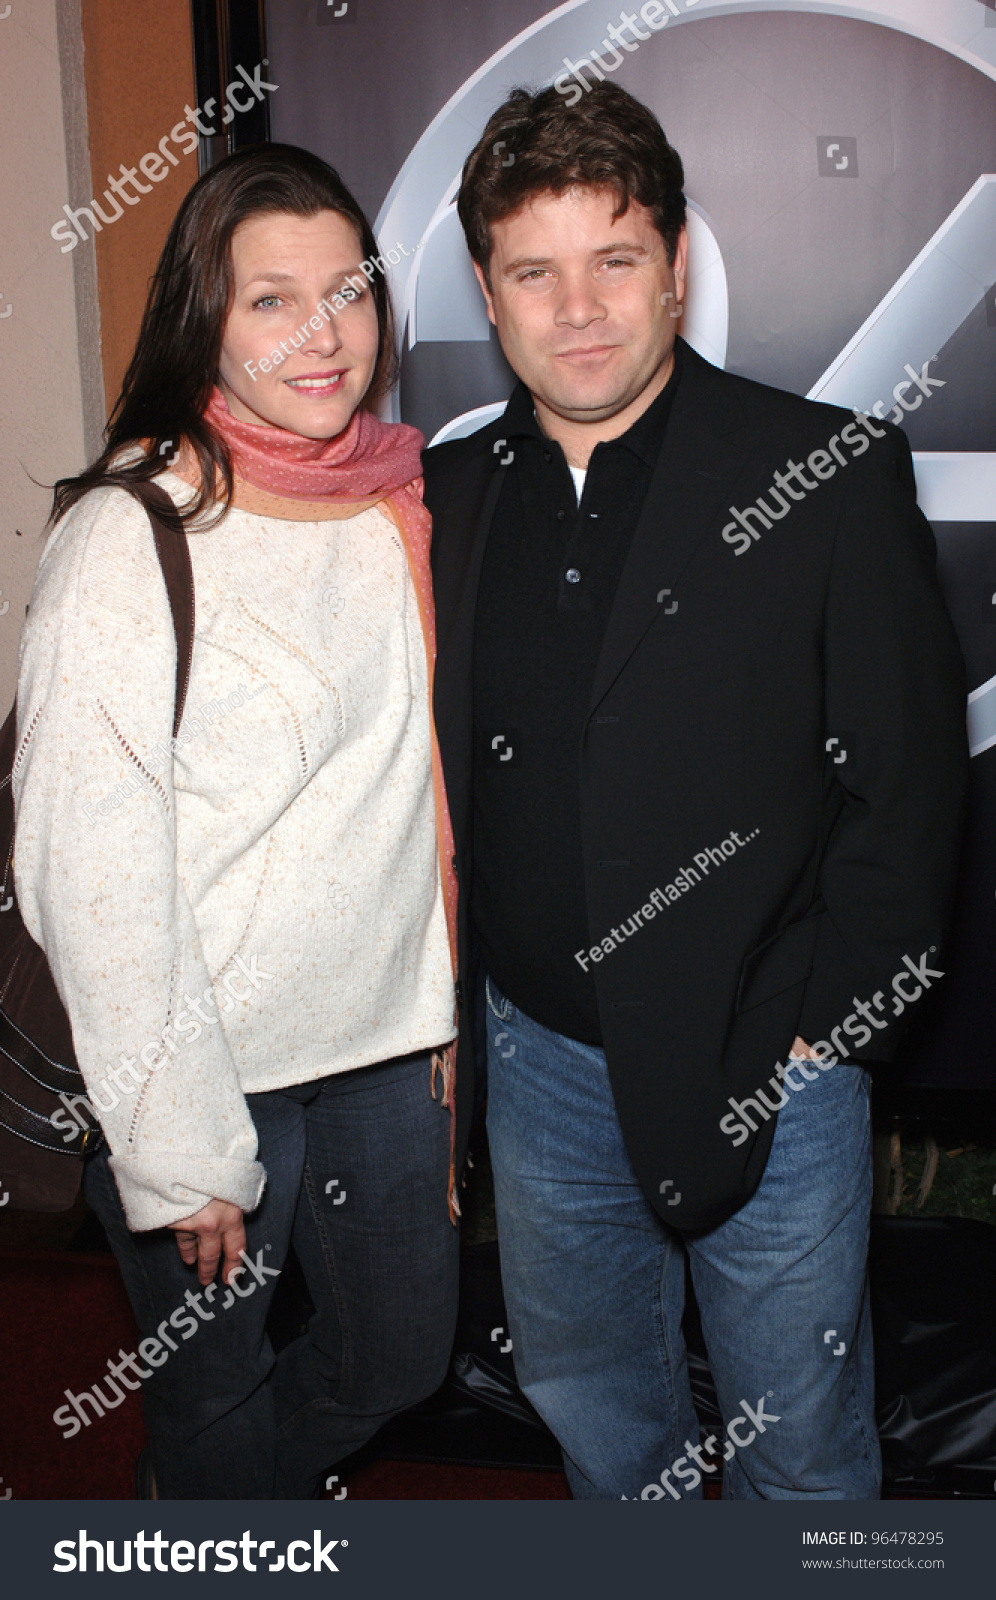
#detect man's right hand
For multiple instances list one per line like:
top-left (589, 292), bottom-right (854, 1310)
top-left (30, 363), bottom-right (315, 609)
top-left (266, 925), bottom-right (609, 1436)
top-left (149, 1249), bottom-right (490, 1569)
top-left (168, 1200), bottom-right (246, 1286)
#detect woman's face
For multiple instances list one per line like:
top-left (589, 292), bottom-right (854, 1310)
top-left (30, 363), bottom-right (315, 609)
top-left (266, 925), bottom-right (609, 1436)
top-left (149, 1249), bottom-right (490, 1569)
top-left (217, 209), bottom-right (381, 439)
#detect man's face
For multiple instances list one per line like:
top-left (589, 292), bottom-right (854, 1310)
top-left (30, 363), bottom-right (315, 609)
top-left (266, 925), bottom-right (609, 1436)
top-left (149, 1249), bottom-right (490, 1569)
top-left (474, 187), bottom-right (687, 428)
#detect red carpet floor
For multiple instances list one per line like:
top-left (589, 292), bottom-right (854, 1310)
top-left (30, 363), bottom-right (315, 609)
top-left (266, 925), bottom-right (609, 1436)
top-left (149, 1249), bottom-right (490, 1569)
top-left (335, 1462), bottom-right (571, 1500)
top-left (0, 1251), bottom-right (572, 1500)
top-left (0, 1249), bottom-right (921, 1503)
top-left (2, 1251), bottom-right (146, 1500)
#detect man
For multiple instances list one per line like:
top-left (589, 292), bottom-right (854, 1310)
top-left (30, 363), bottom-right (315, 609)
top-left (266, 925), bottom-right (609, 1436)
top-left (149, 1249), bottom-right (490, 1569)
top-left (424, 81), bottom-right (967, 1500)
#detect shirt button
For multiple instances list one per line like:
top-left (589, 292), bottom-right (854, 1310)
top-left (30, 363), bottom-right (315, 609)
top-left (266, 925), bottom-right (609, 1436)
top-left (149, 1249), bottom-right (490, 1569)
top-left (565, 568), bottom-right (581, 584)
top-left (556, 508), bottom-right (567, 521)
top-left (543, 450), bottom-right (553, 464)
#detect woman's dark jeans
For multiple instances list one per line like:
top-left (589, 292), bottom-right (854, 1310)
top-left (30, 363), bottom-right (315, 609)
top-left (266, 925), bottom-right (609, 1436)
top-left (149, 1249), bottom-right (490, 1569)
top-left (83, 1050), bottom-right (459, 1499)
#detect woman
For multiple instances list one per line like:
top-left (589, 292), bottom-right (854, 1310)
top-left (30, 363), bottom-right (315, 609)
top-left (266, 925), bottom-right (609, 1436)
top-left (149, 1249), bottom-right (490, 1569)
top-left (13, 145), bottom-right (460, 1499)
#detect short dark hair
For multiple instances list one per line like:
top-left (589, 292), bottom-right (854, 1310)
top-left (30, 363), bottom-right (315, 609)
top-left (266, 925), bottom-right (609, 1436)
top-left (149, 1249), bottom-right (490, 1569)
top-left (53, 143), bottom-right (398, 528)
top-left (457, 81), bottom-right (686, 284)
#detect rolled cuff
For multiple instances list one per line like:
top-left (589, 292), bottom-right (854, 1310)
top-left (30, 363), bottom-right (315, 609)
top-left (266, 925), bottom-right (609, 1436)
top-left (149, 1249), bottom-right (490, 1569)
top-left (107, 1152), bottom-right (267, 1232)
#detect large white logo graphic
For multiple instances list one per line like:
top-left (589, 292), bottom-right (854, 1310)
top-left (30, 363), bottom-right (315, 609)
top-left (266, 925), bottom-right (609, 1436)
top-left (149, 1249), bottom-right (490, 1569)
top-left (372, 0), bottom-right (994, 519)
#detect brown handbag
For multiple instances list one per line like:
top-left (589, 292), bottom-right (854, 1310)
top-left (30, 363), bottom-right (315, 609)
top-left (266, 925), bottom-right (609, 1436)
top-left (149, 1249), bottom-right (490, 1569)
top-left (0, 481), bottom-right (193, 1211)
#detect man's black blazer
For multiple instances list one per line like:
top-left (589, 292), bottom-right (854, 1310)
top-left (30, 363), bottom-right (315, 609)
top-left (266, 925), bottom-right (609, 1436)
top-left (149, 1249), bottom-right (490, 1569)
top-left (423, 339), bottom-right (968, 1233)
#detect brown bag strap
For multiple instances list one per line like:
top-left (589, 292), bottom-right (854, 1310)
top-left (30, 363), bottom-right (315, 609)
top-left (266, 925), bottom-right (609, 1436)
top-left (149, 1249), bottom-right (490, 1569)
top-left (0, 481), bottom-right (193, 896)
top-left (127, 480), bottom-right (195, 738)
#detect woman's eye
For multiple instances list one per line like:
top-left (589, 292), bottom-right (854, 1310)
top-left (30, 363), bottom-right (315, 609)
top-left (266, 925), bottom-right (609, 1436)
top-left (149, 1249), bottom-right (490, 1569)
top-left (252, 294), bottom-right (282, 311)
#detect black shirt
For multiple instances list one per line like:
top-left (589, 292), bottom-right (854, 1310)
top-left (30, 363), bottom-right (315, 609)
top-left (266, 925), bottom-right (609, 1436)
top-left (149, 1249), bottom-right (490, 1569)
top-left (472, 352), bottom-right (682, 1043)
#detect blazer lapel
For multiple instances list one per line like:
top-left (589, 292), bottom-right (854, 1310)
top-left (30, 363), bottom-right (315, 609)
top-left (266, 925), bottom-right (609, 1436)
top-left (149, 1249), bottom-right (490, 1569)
top-left (434, 463), bottom-right (504, 664)
top-left (589, 346), bottom-right (753, 714)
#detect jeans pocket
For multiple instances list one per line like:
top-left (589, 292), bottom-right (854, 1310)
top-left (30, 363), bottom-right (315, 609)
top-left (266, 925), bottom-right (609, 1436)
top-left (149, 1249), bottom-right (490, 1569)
top-left (485, 974), bottom-right (514, 1023)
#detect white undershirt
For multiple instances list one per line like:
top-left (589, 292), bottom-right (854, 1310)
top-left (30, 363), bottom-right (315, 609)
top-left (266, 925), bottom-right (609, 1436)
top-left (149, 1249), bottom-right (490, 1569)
top-left (569, 465), bottom-right (587, 504)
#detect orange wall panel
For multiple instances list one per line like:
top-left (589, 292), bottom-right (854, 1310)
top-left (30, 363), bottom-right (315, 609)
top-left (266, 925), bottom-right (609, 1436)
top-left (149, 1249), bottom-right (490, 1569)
top-left (81, 0), bottom-right (198, 418)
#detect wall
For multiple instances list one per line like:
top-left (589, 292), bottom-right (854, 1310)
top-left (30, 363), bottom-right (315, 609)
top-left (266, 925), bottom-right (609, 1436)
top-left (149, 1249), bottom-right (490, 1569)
top-left (0, 0), bottom-right (197, 719)
top-left (80, 0), bottom-right (198, 411)
top-left (0, 0), bottom-right (88, 718)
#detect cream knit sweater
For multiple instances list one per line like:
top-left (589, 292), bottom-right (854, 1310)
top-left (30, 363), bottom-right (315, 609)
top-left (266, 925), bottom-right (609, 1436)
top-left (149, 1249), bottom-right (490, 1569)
top-left (12, 474), bottom-right (456, 1231)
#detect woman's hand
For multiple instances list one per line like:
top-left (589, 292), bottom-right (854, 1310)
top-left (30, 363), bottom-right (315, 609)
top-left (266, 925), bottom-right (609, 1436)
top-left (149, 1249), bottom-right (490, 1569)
top-left (169, 1200), bottom-right (246, 1287)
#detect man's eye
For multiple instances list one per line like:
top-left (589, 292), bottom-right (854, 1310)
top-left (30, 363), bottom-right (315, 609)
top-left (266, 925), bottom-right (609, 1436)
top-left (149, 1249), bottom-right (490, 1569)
top-left (601, 259), bottom-right (633, 270)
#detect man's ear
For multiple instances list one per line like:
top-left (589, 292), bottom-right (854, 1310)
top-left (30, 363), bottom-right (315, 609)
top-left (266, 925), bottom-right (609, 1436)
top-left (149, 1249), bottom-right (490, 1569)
top-left (670, 225), bottom-right (689, 309)
top-left (472, 259), bottom-right (498, 326)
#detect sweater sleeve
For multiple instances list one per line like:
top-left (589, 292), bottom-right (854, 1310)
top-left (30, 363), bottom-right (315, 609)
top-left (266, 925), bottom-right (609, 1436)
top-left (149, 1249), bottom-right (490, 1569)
top-left (12, 487), bottom-right (266, 1231)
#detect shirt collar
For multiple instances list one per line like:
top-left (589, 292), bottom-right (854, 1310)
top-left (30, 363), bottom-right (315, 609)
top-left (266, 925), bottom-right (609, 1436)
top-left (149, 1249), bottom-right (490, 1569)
top-left (500, 337), bottom-right (684, 468)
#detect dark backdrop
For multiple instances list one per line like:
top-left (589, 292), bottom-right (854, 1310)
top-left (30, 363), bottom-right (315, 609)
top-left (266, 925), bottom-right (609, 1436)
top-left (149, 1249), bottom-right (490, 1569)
top-left (266, 0), bottom-right (996, 1091)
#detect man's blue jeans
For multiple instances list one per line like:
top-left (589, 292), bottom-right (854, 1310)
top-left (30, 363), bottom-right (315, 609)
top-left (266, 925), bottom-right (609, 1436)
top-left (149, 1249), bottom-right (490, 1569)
top-left (84, 1050), bottom-right (458, 1498)
top-left (485, 978), bottom-right (880, 1500)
